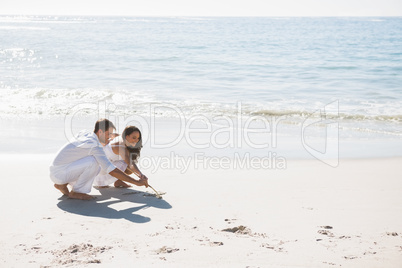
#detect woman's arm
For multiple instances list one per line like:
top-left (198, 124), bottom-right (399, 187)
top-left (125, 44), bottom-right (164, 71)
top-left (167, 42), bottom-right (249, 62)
top-left (111, 144), bottom-right (146, 179)
top-left (111, 144), bottom-right (130, 166)
top-left (127, 162), bottom-right (143, 178)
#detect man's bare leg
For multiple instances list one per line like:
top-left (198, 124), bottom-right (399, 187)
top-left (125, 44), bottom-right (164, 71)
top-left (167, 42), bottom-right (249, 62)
top-left (114, 179), bottom-right (131, 188)
top-left (54, 184), bottom-right (69, 195)
top-left (68, 191), bottom-right (93, 200)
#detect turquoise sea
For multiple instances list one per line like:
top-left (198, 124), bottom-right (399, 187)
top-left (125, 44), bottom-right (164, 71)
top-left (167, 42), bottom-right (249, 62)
top-left (1, 16), bottom-right (401, 157)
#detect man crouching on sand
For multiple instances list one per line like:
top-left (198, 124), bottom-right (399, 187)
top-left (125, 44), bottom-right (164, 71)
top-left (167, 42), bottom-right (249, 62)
top-left (49, 119), bottom-right (148, 200)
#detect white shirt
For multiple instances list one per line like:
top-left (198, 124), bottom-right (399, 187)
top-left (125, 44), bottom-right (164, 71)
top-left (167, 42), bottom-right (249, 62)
top-left (51, 131), bottom-right (116, 174)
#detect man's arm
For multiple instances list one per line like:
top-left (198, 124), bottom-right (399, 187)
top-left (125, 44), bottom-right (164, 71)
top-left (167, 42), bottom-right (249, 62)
top-left (109, 168), bottom-right (148, 187)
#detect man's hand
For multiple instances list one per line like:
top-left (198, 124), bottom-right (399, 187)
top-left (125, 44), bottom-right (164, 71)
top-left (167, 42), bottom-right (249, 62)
top-left (110, 168), bottom-right (147, 188)
top-left (139, 176), bottom-right (149, 187)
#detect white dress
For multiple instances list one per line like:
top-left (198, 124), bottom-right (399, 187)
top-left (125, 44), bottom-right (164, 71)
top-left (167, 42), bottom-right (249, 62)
top-left (93, 143), bottom-right (128, 187)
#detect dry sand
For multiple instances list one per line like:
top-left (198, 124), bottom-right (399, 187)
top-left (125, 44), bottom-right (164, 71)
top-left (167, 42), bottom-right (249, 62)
top-left (0, 154), bottom-right (401, 267)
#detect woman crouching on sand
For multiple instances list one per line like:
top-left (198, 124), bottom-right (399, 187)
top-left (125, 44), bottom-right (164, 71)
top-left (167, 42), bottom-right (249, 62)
top-left (94, 125), bottom-right (149, 188)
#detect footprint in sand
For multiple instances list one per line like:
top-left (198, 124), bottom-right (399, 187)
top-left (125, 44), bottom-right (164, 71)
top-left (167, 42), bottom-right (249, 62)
top-left (156, 246), bottom-right (179, 254)
top-left (317, 230), bottom-right (335, 237)
top-left (317, 226), bottom-right (335, 238)
top-left (222, 225), bottom-right (267, 238)
top-left (386, 232), bottom-right (398, 236)
top-left (224, 218), bottom-right (237, 224)
top-left (322, 261), bottom-right (337, 266)
top-left (209, 241), bottom-right (224, 246)
top-left (222, 225), bottom-right (250, 234)
top-left (261, 242), bottom-right (286, 252)
top-left (344, 255), bottom-right (358, 260)
top-left (319, 225), bottom-right (333, 230)
top-left (50, 243), bottom-right (112, 266)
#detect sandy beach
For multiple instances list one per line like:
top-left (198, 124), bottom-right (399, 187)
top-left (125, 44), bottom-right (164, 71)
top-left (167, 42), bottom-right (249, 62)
top-left (2, 12), bottom-right (402, 268)
top-left (0, 153), bottom-right (401, 267)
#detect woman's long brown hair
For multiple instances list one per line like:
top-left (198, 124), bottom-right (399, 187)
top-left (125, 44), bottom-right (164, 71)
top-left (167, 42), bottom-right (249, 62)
top-left (122, 126), bottom-right (142, 164)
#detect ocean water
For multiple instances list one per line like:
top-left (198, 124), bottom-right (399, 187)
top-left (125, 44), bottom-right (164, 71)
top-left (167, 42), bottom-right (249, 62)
top-left (1, 16), bottom-right (402, 148)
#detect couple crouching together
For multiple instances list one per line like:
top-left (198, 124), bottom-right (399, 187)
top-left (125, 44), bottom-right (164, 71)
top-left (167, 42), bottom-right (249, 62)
top-left (49, 119), bottom-right (149, 200)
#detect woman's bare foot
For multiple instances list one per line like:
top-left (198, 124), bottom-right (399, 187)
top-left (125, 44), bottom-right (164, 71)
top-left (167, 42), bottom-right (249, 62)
top-left (68, 191), bottom-right (93, 200)
top-left (54, 184), bottom-right (69, 195)
top-left (114, 180), bottom-right (131, 188)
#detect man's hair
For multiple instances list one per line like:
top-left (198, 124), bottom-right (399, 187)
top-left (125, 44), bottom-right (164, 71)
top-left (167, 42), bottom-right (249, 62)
top-left (94, 118), bottom-right (116, 133)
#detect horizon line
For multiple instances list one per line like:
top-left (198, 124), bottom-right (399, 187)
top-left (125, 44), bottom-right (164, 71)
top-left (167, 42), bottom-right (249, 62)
top-left (1, 14), bottom-right (402, 18)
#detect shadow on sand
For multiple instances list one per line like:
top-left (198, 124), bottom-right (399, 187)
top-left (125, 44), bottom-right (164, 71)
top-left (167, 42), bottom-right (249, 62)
top-left (57, 187), bottom-right (172, 223)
